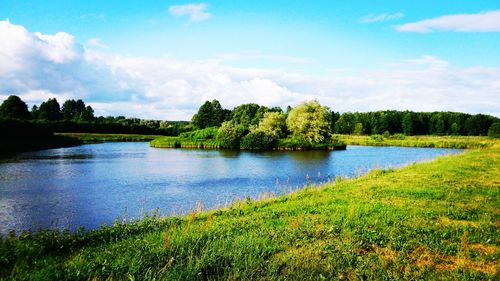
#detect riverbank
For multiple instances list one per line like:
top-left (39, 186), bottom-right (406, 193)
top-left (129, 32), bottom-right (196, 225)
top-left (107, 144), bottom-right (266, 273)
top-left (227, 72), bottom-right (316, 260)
top-left (336, 134), bottom-right (495, 149)
top-left (150, 136), bottom-right (347, 150)
top-left (55, 133), bottom-right (162, 143)
top-left (0, 135), bottom-right (82, 154)
top-left (1, 141), bottom-right (498, 279)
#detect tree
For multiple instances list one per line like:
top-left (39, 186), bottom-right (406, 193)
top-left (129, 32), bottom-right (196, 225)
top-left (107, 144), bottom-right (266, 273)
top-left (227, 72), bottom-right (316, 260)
top-left (286, 100), bottom-right (331, 143)
top-left (429, 113), bottom-right (445, 135)
top-left (240, 131), bottom-right (278, 150)
top-left (192, 100), bottom-right (226, 129)
top-left (255, 111), bottom-right (287, 138)
top-left (31, 105), bottom-right (39, 119)
top-left (38, 98), bottom-right (61, 121)
top-left (0, 95), bottom-right (30, 119)
top-left (334, 114), bottom-right (354, 134)
top-left (230, 103), bottom-right (262, 128)
top-left (216, 121), bottom-right (245, 149)
top-left (488, 122), bottom-right (500, 138)
top-left (353, 122), bottom-right (364, 135)
top-left (402, 113), bottom-right (414, 135)
top-left (62, 99), bottom-right (78, 120)
top-left (450, 122), bottom-right (460, 135)
top-left (81, 105), bottom-right (94, 121)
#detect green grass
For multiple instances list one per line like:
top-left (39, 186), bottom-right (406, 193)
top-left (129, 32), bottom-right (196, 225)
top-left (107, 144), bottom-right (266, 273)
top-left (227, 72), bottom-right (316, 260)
top-left (150, 136), bottom-right (347, 150)
top-left (336, 134), bottom-right (496, 149)
top-left (56, 133), bottom-right (163, 143)
top-left (1, 141), bottom-right (499, 280)
top-left (150, 136), bottom-right (222, 149)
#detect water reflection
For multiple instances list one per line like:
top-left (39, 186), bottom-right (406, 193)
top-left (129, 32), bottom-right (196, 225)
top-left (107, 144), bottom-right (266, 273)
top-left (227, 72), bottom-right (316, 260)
top-left (0, 142), bottom-right (462, 235)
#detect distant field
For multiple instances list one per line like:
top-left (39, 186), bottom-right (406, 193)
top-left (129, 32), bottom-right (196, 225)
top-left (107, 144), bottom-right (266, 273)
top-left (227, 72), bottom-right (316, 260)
top-left (1, 140), bottom-right (498, 280)
top-left (56, 133), bottom-right (163, 143)
top-left (336, 135), bottom-right (495, 149)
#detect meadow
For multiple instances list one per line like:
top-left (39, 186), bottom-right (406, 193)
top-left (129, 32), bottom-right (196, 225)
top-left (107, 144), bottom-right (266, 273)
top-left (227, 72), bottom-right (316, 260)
top-left (1, 138), bottom-right (498, 280)
top-left (55, 133), bottom-right (162, 143)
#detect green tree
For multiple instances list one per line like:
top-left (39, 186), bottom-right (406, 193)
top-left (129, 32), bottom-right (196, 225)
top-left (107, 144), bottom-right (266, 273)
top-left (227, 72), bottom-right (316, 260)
top-left (334, 114), bottom-right (355, 134)
top-left (353, 122), bottom-right (364, 135)
top-left (230, 103), bottom-right (262, 128)
top-left (38, 98), bottom-right (61, 121)
top-left (192, 100), bottom-right (226, 129)
top-left (62, 99), bottom-right (78, 120)
top-left (240, 131), bottom-right (278, 150)
top-left (255, 111), bottom-right (286, 138)
top-left (286, 100), bottom-right (331, 143)
top-left (216, 121), bottom-right (245, 149)
top-left (488, 122), bottom-right (500, 138)
top-left (402, 113), bottom-right (414, 135)
top-left (81, 105), bottom-right (95, 121)
top-left (0, 95), bottom-right (31, 119)
top-left (30, 105), bottom-right (39, 119)
top-left (450, 122), bottom-right (460, 135)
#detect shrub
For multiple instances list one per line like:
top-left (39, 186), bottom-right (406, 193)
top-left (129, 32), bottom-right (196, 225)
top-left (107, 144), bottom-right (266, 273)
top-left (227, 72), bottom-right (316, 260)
top-left (488, 122), bottom-right (500, 138)
top-left (370, 134), bottom-right (385, 142)
top-left (240, 131), bottom-right (278, 150)
top-left (216, 121), bottom-right (246, 149)
top-left (179, 127), bottom-right (219, 140)
top-left (391, 133), bottom-right (406, 140)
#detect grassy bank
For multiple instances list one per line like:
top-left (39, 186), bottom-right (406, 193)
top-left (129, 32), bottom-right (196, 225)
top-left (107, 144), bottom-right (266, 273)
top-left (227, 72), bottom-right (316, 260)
top-left (1, 141), bottom-right (498, 280)
top-left (150, 136), bottom-right (346, 150)
top-left (335, 134), bottom-right (495, 149)
top-left (56, 133), bottom-right (162, 144)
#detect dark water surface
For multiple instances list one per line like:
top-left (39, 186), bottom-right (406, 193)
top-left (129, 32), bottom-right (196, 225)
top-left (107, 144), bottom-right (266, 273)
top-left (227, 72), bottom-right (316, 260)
top-left (0, 142), bottom-right (462, 235)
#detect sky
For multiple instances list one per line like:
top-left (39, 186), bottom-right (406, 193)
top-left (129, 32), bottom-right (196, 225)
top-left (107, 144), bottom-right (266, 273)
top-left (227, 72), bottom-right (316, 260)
top-left (0, 1), bottom-right (499, 120)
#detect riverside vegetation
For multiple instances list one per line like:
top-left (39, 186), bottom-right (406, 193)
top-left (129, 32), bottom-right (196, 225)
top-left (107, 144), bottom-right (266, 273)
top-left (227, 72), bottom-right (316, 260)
top-left (1, 140), bottom-right (499, 280)
top-left (1, 95), bottom-right (499, 152)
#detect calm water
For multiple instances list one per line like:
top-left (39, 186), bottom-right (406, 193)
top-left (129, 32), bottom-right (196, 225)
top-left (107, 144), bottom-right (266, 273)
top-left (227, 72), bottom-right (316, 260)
top-left (0, 142), bottom-right (462, 235)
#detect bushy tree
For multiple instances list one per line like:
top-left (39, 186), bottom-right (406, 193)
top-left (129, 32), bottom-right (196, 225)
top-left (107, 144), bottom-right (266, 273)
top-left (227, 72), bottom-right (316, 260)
top-left (334, 114), bottom-right (354, 134)
top-left (192, 100), bottom-right (227, 129)
top-left (488, 122), bottom-right (500, 138)
top-left (0, 95), bottom-right (30, 119)
top-left (38, 98), bottom-right (61, 121)
top-left (353, 122), bottom-right (364, 135)
top-left (402, 113), bottom-right (414, 135)
top-left (286, 100), bottom-right (331, 143)
top-left (216, 121), bottom-right (245, 149)
top-left (255, 111), bottom-right (287, 138)
top-left (240, 131), bottom-right (278, 150)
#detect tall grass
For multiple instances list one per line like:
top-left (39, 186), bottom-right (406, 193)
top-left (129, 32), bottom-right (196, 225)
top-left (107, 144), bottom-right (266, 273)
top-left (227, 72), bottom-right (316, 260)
top-left (56, 133), bottom-right (162, 143)
top-left (335, 134), bottom-right (496, 149)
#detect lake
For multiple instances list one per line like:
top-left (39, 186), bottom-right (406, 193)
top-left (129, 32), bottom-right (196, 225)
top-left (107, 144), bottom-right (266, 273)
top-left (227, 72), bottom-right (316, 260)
top-left (0, 142), bottom-right (462, 235)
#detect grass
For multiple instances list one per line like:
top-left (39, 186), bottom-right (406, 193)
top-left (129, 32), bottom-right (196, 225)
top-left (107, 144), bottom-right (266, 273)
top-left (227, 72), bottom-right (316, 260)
top-left (150, 136), bottom-right (222, 149)
top-left (55, 133), bottom-right (163, 144)
top-left (1, 140), bottom-right (498, 280)
top-left (335, 134), bottom-right (495, 149)
top-left (150, 136), bottom-right (347, 150)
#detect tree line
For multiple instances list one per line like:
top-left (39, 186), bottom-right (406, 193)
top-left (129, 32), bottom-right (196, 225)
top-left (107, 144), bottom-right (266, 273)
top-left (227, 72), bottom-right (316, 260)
top-left (191, 99), bottom-right (499, 138)
top-left (0, 95), bottom-right (188, 136)
top-left (1, 95), bottom-right (499, 141)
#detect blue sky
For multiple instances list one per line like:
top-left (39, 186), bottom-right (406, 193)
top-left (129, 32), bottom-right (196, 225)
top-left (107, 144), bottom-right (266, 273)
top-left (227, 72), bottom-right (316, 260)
top-left (0, 1), bottom-right (499, 119)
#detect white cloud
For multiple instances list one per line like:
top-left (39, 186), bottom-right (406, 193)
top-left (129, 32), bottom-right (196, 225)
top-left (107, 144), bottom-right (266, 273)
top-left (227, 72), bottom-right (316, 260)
top-left (359, 12), bottom-right (404, 24)
top-left (87, 38), bottom-right (108, 49)
top-left (168, 3), bottom-right (211, 22)
top-left (396, 10), bottom-right (500, 32)
top-left (0, 20), bottom-right (499, 119)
